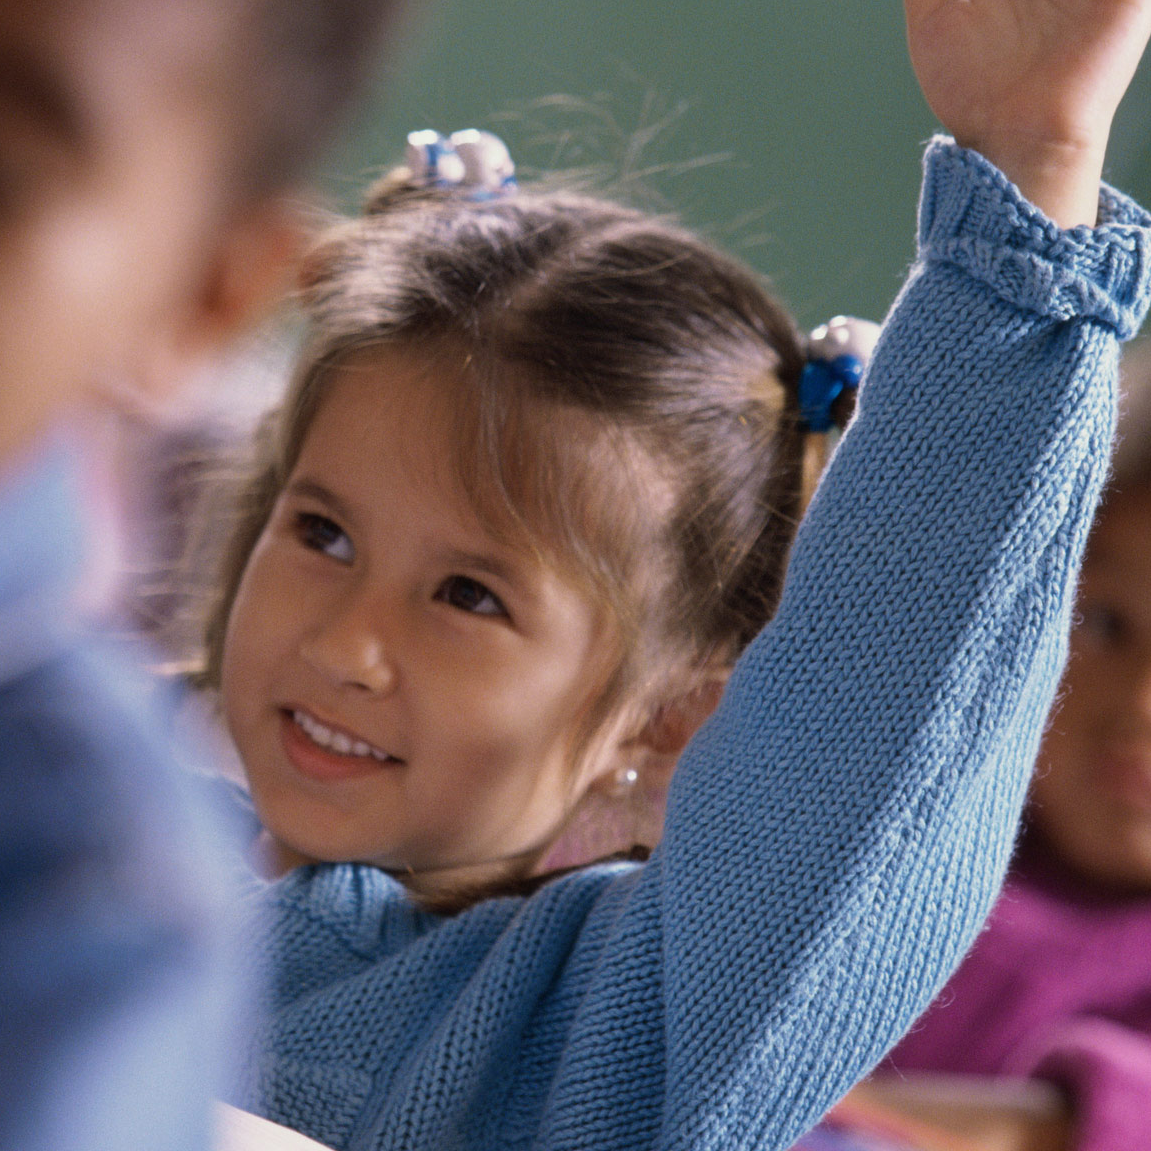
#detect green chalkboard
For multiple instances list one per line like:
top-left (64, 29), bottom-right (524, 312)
top-left (322, 1), bottom-right (1151, 333)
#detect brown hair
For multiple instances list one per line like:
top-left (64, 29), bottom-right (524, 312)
top-left (201, 172), bottom-right (839, 671)
top-left (196, 168), bottom-right (853, 902)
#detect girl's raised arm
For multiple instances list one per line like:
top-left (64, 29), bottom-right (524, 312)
top-left (905, 0), bottom-right (1151, 226)
top-left (630, 3), bottom-right (1151, 1146)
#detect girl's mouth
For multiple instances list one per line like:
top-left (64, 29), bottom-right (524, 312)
top-left (280, 707), bottom-right (403, 781)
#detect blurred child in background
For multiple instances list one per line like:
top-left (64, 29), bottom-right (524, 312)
top-left (0, 1), bottom-right (401, 1148)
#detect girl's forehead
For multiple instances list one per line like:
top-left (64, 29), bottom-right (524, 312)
top-left (304, 359), bottom-right (468, 506)
top-left (309, 350), bottom-right (603, 550)
top-left (306, 343), bottom-right (677, 622)
top-left (299, 355), bottom-right (557, 582)
top-left (314, 348), bottom-right (472, 479)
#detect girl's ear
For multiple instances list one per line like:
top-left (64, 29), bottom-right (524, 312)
top-left (637, 674), bottom-right (728, 758)
top-left (584, 672), bottom-right (730, 800)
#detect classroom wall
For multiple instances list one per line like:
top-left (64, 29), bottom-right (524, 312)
top-left (324, 0), bottom-right (1151, 333)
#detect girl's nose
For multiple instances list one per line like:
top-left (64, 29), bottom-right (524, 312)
top-left (300, 598), bottom-right (398, 695)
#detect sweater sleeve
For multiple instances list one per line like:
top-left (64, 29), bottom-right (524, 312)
top-left (633, 139), bottom-right (1151, 1149)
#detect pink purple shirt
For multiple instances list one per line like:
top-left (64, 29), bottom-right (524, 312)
top-left (884, 825), bottom-right (1151, 1150)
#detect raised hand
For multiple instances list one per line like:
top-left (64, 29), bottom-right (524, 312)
top-left (905, 0), bottom-right (1151, 226)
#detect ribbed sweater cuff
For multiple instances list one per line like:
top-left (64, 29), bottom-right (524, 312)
top-left (919, 137), bottom-right (1151, 338)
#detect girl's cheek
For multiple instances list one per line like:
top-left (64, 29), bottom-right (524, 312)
top-left (422, 615), bottom-right (523, 680)
top-left (227, 564), bottom-right (290, 670)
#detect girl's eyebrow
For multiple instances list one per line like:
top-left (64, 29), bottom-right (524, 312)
top-left (284, 477), bottom-right (356, 524)
top-left (439, 546), bottom-right (520, 589)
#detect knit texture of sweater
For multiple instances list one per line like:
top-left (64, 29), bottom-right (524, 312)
top-left (232, 140), bottom-right (1151, 1151)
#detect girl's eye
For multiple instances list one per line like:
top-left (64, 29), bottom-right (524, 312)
top-left (435, 575), bottom-right (507, 618)
top-left (295, 512), bottom-right (354, 563)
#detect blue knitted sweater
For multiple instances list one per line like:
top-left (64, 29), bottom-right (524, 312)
top-left (233, 141), bottom-right (1151, 1151)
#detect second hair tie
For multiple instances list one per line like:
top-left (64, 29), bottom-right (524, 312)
top-left (799, 316), bottom-right (880, 433)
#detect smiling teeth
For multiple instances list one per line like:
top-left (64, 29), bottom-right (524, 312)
top-left (292, 710), bottom-right (393, 762)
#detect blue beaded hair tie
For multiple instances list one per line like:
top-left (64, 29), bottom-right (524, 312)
top-left (798, 316), bottom-right (880, 433)
top-left (405, 129), bottom-right (517, 198)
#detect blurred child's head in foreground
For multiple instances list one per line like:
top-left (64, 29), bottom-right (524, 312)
top-left (199, 156), bottom-right (849, 901)
top-left (1030, 339), bottom-right (1151, 891)
top-left (0, 0), bottom-right (402, 469)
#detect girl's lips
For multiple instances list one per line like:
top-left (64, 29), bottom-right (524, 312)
top-left (279, 708), bottom-right (402, 783)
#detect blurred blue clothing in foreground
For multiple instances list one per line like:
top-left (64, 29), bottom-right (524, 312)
top-left (0, 442), bottom-right (241, 1151)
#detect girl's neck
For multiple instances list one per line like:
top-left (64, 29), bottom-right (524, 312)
top-left (255, 828), bottom-right (547, 900)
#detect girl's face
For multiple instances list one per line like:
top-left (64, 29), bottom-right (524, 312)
top-left (1030, 486), bottom-right (1151, 890)
top-left (220, 349), bottom-right (627, 895)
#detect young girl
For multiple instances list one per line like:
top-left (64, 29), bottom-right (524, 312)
top-left (206, 3), bottom-right (1151, 1147)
